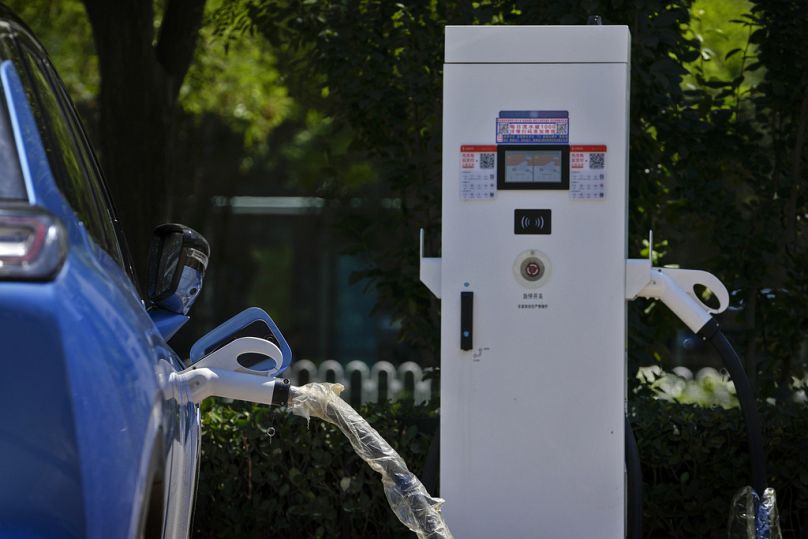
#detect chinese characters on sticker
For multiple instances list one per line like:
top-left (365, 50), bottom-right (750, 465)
top-left (570, 145), bottom-right (607, 200)
top-left (459, 145), bottom-right (497, 201)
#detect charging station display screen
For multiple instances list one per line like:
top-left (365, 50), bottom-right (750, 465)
top-left (505, 150), bottom-right (562, 183)
top-left (497, 145), bottom-right (570, 190)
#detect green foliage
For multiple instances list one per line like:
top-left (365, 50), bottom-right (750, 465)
top-left (657, 0), bottom-right (808, 391)
top-left (194, 395), bottom-right (808, 538)
top-left (638, 365), bottom-right (741, 408)
top-left (13, 0), bottom-right (296, 157)
top-left (638, 365), bottom-right (808, 409)
top-left (193, 398), bottom-right (437, 539)
top-left (5, 0), bottom-right (98, 102)
top-left (683, 0), bottom-right (760, 99)
top-left (180, 1), bottom-right (294, 154)
top-left (629, 390), bottom-right (808, 537)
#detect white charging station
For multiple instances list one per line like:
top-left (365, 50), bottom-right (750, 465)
top-left (146, 25), bottom-right (760, 539)
top-left (421, 25), bottom-right (631, 538)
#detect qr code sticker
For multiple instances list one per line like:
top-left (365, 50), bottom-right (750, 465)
top-left (480, 153), bottom-right (495, 169)
top-left (589, 153), bottom-right (605, 169)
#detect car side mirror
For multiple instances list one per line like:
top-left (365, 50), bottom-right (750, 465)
top-left (189, 307), bottom-right (292, 377)
top-left (146, 223), bottom-right (209, 315)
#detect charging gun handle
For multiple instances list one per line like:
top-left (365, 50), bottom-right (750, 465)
top-left (625, 259), bottom-right (730, 331)
top-left (171, 369), bottom-right (290, 406)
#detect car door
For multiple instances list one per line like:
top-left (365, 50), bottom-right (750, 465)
top-left (2, 27), bottom-right (198, 539)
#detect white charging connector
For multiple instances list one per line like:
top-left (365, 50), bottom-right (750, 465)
top-left (171, 336), bottom-right (290, 406)
top-left (625, 259), bottom-right (730, 333)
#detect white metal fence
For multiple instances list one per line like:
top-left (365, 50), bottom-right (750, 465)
top-left (286, 360), bottom-right (434, 404)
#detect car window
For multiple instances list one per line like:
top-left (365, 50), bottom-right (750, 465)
top-left (52, 76), bottom-right (142, 292)
top-left (19, 42), bottom-right (127, 271)
top-left (0, 78), bottom-right (25, 200)
top-left (45, 61), bottom-right (135, 271)
top-left (0, 38), bottom-right (25, 200)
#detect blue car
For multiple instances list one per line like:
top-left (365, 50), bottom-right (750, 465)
top-left (1, 9), bottom-right (206, 539)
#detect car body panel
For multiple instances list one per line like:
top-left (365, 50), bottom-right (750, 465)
top-left (0, 281), bottom-right (85, 539)
top-left (0, 22), bottom-right (199, 539)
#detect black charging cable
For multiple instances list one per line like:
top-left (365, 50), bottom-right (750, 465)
top-left (698, 318), bottom-right (767, 495)
top-left (626, 316), bottom-right (768, 538)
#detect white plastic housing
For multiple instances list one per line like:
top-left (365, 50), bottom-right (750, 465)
top-left (171, 337), bottom-right (285, 404)
top-left (625, 259), bottom-right (730, 333)
top-left (176, 367), bottom-right (280, 405)
top-left (439, 25), bottom-right (630, 538)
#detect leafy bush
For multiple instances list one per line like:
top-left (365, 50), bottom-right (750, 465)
top-left (193, 393), bottom-right (807, 538)
top-left (629, 389), bottom-right (808, 537)
top-left (636, 366), bottom-right (808, 409)
top-left (192, 398), bottom-right (437, 539)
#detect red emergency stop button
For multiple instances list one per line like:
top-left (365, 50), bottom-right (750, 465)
top-left (520, 257), bottom-right (545, 281)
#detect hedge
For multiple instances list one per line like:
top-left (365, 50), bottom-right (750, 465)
top-left (630, 389), bottom-right (808, 537)
top-left (192, 398), bottom-right (436, 538)
top-left (192, 392), bottom-right (807, 538)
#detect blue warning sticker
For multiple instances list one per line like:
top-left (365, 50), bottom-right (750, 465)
top-left (496, 111), bottom-right (569, 144)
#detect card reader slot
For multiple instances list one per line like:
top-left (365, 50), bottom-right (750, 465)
top-left (460, 291), bottom-right (473, 351)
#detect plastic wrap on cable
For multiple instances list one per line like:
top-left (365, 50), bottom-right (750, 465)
top-left (728, 486), bottom-right (782, 539)
top-left (288, 383), bottom-right (453, 539)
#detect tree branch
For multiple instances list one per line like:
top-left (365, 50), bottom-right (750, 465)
top-left (155, 0), bottom-right (207, 95)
